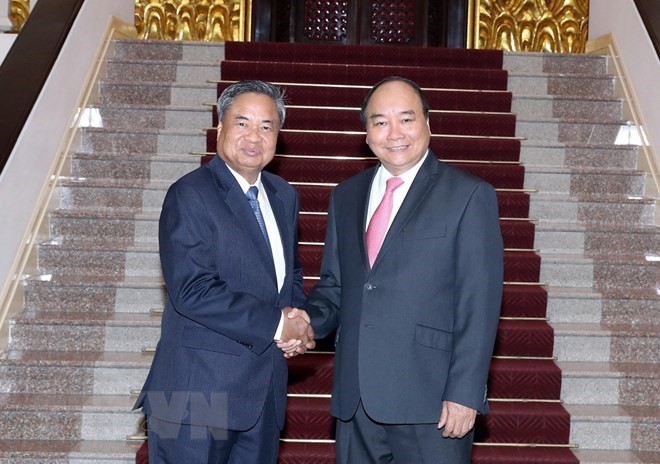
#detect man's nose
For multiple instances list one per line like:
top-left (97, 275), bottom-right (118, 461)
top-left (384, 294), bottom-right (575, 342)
top-left (387, 123), bottom-right (403, 140)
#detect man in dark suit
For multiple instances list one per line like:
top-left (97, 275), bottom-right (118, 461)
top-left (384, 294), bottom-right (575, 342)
top-left (134, 80), bottom-right (314, 463)
top-left (303, 77), bottom-right (504, 463)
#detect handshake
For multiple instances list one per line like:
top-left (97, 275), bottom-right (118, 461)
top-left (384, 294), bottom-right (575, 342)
top-left (276, 307), bottom-right (316, 358)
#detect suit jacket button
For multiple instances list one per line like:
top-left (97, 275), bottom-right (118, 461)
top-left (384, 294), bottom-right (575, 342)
top-left (365, 283), bottom-right (373, 290)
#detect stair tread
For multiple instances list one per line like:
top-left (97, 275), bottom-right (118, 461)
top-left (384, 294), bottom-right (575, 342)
top-left (573, 449), bottom-right (660, 463)
top-left (557, 361), bottom-right (660, 378)
top-left (535, 221), bottom-right (660, 233)
top-left (513, 93), bottom-right (622, 103)
top-left (565, 404), bottom-right (660, 421)
top-left (525, 165), bottom-right (645, 175)
top-left (1, 349), bottom-right (150, 366)
top-left (530, 192), bottom-right (656, 203)
top-left (0, 392), bottom-right (135, 410)
top-left (521, 140), bottom-right (639, 149)
top-left (0, 439), bottom-right (142, 457)
top-left (10, 311), bottom-right (158, 326)
top-left (551, 322), bottom-right (660, 336)
top-left (547, 286), bottom-right (660, 300)
top-left (539, 252), bottom-right (660, 265)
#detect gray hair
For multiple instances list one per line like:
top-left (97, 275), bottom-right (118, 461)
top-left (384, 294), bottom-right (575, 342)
top-left (216, 80), bottom-right (286, 129)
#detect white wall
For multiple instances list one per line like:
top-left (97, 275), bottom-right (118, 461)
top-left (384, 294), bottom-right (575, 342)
top-left (589, 0), bottom-right (660, 169)
top-left (0, 0), bottom-right (134, 313)
top-left (0, 0), bottom-right (11, 32)
top-left (0, 33), bottom-right (15, 62)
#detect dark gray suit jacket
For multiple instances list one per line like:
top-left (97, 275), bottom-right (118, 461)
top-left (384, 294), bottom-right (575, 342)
top-left (135, 156), bottom-right (305, 431)
top-left (306, 152), bottom-right (503, 424)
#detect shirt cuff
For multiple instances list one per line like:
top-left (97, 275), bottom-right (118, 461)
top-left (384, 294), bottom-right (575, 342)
top-left (274, 311), bottom-right (284, 340)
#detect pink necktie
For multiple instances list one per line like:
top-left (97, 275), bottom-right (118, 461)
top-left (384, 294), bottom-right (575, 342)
top-left (366, 176), bottom-right (404, 267)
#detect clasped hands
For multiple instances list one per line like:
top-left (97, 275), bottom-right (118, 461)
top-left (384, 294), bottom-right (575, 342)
top-left (276, 307), bottom-right (315, 358)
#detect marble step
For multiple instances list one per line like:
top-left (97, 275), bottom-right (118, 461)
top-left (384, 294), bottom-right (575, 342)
top-left (105, 57), bottom-right (221, 84)
top-left (566, 404), bottom-right (660, 453)
top-left (517, 118), bottom-right (633, 145)
top-left (511, 94), bottom-right (623, 121)
top-left (0, 439), bottom-right (140, 463)
top-left (558, 361), bottom-right (659, 407)
top-left (539, 252), bottom-right (659, 289)
top-left (112, 38), bottom-right (226, 63)
top-left (8, 312), bottom-right (161, 353)
top-left (508, 72), bottom-right (615, 98)
top-left (528, 193), bottom-right (655, 225)
top-left (534, 221), bottom-right (660, 256)
top-left (58, 178), bottom-right (170, 210)
top-left (520, 142), bottom-right (638, 170)
top-left (503, 52), bottom-right (608, 76)
top-left (71, 152), bottom-right (200, 182)
top-left (573, 449), bottom-right (660, 464)
top-left (546, 287), bottom-right (660, 326)
top-left (0, 393), bottom-right (142, 441)
top-left (98, 80), bottom-right (216, 107)
top-left (524, 166), bottom-right (646, 196)
top-left (80, 126), bottom-right (207, 155)
top-left (48, 208), bottom-right (161, 243)
top-left (23, 275), bottom-right (166, 315)
top-left (0, 350), bottom-right (151, 395)
top-left (552, 322), bottom-right (660, 363)
top-left (88, 104), bottom-right (213, 131)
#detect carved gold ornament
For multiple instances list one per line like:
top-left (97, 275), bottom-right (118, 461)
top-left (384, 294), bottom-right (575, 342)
top-left (9, 0), bottom-right (29, 32)
top-left (134, 0), bottom-right (250, 42)
top-left (469, 0), bottom-right (589, 53)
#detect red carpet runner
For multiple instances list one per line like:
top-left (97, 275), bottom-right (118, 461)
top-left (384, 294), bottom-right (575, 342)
top-left (138, 41), bottom-right (578, 463)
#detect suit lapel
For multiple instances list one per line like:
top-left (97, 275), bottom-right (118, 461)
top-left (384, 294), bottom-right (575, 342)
top-left (358, 168), bottom-right (378, 270)
top-left (371, 153), bottom-right (439, 269)
top-left (208, 157), bottom-right (278, 287)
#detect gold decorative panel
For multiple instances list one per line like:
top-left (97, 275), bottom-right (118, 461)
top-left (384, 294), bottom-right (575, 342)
top-left (9, 0), bottom-right (29, 32)
top-left (134, 0), bottom-right (251, 42)
top-left (468, 0), bottom-right (589, 53)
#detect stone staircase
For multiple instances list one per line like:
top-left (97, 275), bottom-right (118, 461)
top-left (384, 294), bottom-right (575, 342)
top-left (503, 53), bottom-right (660, 463)
top-left (0, 39), bottom-right (658, 463)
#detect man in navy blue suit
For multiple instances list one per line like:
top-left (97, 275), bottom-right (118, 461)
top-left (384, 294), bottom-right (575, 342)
top-left (302, 77), bottom-right (504, 463)
top-left (134, 80), bottom-right (314, 463)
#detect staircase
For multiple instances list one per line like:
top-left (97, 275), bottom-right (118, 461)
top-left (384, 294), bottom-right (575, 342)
top-left (0, 39), bottom-right (657, 464)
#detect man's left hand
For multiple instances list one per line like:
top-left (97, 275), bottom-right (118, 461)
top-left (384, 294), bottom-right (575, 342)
top-left (437, 401), bottom-right (476, 438)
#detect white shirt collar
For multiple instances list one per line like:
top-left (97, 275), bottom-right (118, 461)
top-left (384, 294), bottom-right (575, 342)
top-left (374, 150), bottom-right (429, 187)
top-left (225, 164), bottom-right (264, 194)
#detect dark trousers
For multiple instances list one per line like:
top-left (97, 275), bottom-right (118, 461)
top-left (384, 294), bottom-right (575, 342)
top-left (336, 401), bottom-right (474, 464)
top-left (146, 383), bottom-right (280, 464)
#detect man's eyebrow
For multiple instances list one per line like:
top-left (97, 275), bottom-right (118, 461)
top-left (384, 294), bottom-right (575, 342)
top-left (232, 114), bottom-right (276, 125)
top-left (368, 109), bottom-right (417, 120)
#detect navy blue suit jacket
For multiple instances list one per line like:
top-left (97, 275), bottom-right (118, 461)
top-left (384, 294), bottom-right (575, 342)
top-left (135, 156), bottom-right (305, 431)
top-left (306, 153), bottom-right (504, 423)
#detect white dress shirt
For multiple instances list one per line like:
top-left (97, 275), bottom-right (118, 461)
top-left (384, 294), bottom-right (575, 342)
top-left (226, 166), bottom-right (286, 339)
top-left (366, 151), bottom-right (430, 232)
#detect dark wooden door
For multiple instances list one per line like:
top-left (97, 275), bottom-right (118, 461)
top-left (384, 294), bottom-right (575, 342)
top-left (253, 0), bottom-right (469, 48)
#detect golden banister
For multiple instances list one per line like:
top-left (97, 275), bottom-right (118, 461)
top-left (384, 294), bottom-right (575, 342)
top-left (9, 0), bottom-right (29, 32)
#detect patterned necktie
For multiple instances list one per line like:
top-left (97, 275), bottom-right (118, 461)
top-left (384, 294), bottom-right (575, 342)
top-left (246, 186), bottom-right (271, 249)
top-left (365, 176), bottom-right (404, 267)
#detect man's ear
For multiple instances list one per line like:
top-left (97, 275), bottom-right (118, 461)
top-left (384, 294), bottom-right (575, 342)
top-left (216, 121), bottom-right (223, 143)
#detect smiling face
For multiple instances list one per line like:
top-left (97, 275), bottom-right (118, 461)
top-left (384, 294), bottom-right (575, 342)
top-left (364, 80), bottom-right (431, 176)
top-left (216, 92), bottom-right (280, 184)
